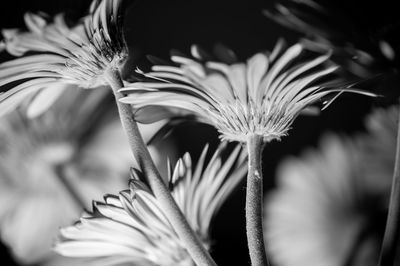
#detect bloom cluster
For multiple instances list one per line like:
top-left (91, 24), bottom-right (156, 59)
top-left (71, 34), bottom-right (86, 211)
top-left (0, 0), bottom-right (397, 265)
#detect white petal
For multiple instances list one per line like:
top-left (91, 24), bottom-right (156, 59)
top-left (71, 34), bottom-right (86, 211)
top-left (27, 82), bottom-right (68, 118)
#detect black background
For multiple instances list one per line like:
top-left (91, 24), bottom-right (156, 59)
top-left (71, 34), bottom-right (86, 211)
top-left (0, 0), bottom-right (396, 265)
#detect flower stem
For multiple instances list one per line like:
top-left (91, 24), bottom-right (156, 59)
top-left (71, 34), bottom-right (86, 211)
top-left (104, 68), bottom-right (217, 266)
top-left (379, 107), bottom-right (400, 266)
top-left (246, 135), bottom-right (269, 266)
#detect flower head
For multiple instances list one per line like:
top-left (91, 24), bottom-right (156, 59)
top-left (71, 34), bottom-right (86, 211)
top-left (55, 143), bottom-right (247, 265)
top-left (0, 0), bottom-right (127, 117)
top-left (264, 106), bottom-right (398, 266)
top-left (121, 41), bottom-right (373, 143)
top-left (0, 89), bottom-right (133, 264)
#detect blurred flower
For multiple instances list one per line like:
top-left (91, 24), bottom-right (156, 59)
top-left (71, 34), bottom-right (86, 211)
top-left (120, 41), bottom-right (373, 143)
top-left (264, 106), bottom-right (399, 266)
top-left (263, 0), bottom-right (400, 79)
top-left (55, 143), bottom-right (247, 265)
top-left (0, 88), bottom-right (172, 265)
top-left (0, 0), bottom-right (127, 117)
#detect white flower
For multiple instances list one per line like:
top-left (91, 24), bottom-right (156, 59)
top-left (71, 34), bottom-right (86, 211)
top-left (0, 89), bottom-right (132, 264)
top-left (55, 143), bottom-right (247, 265)
top-left (0, 0), bottom-right (127, 117)
top-left (264, 106), bottom-right (398, 266)
top-left (120, 41), bottom-right (374, 143)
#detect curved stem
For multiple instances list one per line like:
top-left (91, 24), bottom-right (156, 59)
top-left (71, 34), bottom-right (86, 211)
top-left (104, 68), bottom-right (217, 266)
top-left (246, 135), bottom-right (269, 266)
top-left (379, 107), bottom-right (400, 266)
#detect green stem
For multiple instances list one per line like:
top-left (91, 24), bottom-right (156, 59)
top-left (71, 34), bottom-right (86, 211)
top-left (379, 106), bottom-right (400, 266)
top-left (246, 135), bottom-right (269, 266)
top-left (104, 68), bottom-right (217, 266)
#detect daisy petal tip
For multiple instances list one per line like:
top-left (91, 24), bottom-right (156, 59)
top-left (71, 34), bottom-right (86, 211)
top-left (117, 87), bottom-right (131, 93)
top-left (129, 167), bottom-right (142, 181)
top-left (118, 96), bottom-right (133, 104)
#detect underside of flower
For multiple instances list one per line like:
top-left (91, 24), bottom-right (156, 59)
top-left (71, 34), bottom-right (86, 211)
top-left (55, 143), bottom-right (247, 265)
top-left (63, 0), bottom-right (127, 85)
top-left (0, 89), bottom-right (124, 264)
top-left (265, 107), bottom-right (397, 266)
top-left (265, 135), bottom-right (368, 266)
top-left (0, 0), bottom-right (127, 117)
top-left (0, 89), bottom-right (119, 203)
top-left (0, 114), bottom-right (78, 263)
top-left (121, 41), bottom-right (374, 143)
top-left (211, 99), bottom-right (295, 142)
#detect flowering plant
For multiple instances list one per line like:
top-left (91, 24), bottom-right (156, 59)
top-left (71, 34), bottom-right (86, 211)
top-left (0, 0), bottom-right (398, 266)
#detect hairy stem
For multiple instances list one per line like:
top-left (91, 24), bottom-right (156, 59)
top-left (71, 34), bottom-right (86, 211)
top-left (379, 107), bottom-right (400, 266)
top-left (104, 68), bottom-right (217, 266)
top-left (246, 135), bottom-right (269, 266)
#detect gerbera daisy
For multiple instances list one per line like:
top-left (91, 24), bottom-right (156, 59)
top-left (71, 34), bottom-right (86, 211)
top-left (2, 2), bottom-right (215, 263)
top-left (120, 41), bottom-right (373, 143)
top-left (0, 88), bottom-right (170, 265)
top-left (119, 41), bottom-right (374, 265)
top-left (264, 106), bottom-right (398, 266)
top-left (55, 143), bottom-right (247, 265)
top-left (0, 0), bottom-right (127, 117)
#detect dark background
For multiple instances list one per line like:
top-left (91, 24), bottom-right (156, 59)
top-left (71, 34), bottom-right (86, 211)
top-left (0, 0), bottom-right (395, 265)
